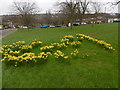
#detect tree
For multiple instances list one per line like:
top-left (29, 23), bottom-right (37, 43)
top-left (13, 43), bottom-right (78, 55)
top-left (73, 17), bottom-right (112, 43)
top-left (58, 0), bottom-right (78, 29)
top-left (76, 0), bottom-right (90, 24)
top-left (45, 10), bottom-right (53, 25)
top-left (91, 1), bottom-right (102, 14)
top-left (90, 1), bottom-right (103, 24)
top-left (12, 1), bottom-right (39, 30)
top-left (111, 0), bottom-right (120, 5)
top-left (106, 0), bottom-right (119, 9)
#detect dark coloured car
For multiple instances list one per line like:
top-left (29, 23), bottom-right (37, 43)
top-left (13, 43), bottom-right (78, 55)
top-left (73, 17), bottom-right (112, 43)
top-left (73, 23), bottom-right (80, 26)
top-left (113, 20), bottom-right (120, 23)
top-left (55, 25), bottom-right (62, 27)
top-left (4, 26), bottom-right (8, 29)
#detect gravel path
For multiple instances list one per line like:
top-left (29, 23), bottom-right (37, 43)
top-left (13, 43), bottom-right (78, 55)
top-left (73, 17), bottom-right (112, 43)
top-left (0, 29), bottom-right (17, 39)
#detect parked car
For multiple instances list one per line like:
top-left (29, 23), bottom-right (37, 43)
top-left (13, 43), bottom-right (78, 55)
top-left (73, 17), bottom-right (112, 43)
top-left (4, 26), bottom-right (8, 29)
top-left (55, 25), bottom-right (62, 27)
top-left (41, 25), bottom-right (49, 28)
top-left (113, 20), bottom-right (120, 23)
top-left (49, 25), bottom-right (55, 28)
top-left (0, 25), bottom-right (4, 30)
top-left (22, 26), bottom-right (28, 29)
top-left (73, 23), bottom-right (80, 26)
top-left (81, 23), bottom-right (87, 25)
top-left (8, 25), bottom-right (15, 28)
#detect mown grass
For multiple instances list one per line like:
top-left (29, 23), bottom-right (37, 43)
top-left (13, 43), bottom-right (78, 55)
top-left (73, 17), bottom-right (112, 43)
top-left (2, 23), bottom-right (118, 88)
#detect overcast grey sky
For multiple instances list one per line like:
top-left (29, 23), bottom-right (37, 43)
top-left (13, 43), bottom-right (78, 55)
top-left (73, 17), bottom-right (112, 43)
top-left (0, 0), bottom-right (118, 15)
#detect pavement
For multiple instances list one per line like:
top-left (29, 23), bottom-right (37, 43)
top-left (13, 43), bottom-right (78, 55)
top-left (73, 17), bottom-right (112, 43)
top-left (0, 28), bottom-right (17, 39)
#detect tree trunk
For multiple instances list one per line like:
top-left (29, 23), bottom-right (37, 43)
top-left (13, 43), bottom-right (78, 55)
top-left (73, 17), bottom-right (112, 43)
top-left (27, 25), bottom-right (29, 30)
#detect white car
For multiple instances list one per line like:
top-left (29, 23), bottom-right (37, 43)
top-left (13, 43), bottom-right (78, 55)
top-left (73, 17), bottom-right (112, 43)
top-left (81, 23), bottom-right (87, 25)
top-left (49, 25), bottom-right (55, 28)
top-left (22, 26), bottom-right (28, 29)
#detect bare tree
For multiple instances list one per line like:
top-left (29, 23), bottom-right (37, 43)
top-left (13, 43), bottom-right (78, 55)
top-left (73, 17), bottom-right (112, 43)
top-left (106, 0), bottom-right (119, 9)
top-left (76, 0), bottom-right (90, 24)
top-left (12, 1), bottom-right (39, 30)
top-left (58, 0), bottom-right (78, 29)
top-left (90, 1), bottom-right (103, 24)
top-left (45, 10), bottom-right (53, 25)
top-left (91, 1), bottom-right (102, 14)
top-left (111, 0), bottom-right (120, 5)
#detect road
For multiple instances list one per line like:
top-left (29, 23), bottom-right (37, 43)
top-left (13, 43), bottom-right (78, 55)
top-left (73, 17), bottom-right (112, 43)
top-left (0, 29), bottom-right (17, 39)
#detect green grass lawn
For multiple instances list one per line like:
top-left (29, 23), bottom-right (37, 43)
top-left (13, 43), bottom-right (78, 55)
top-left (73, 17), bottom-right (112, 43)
top-left (2, 23), bottom-right (118, 88)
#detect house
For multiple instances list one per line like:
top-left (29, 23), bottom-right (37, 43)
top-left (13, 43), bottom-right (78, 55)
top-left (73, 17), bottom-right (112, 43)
top-left (75, 13), bottom-right (118, 24)
top-left (1, 13), bottom-right (119, 27)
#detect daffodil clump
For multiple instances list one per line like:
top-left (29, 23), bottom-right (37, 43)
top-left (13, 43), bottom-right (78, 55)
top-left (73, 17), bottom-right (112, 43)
top-left (51, 43), bottom-right (59, 48)
top-left (0, 47), bottom-right (11, 54)
top-left (2, 52), bottom-right (8, 58)
top-left (60, 38), bottom-right (70, 44)
top-left (64, 35), bottom-right (74, 42)
top-left (13, 41), bottom-right (26, 45)
top-left (70, 41), bottom-right (82, 47)
top-left (0, 40), bottom-right (47, 66)
top-left (1, 48), bottom-right (12, 58)
top-left (76, 33), bottom-right (84, 37)
top-left (51, 43), bottom-right (67, 49)
top-left (2, 45), bottom-right (14, 49)
top-left (37, 52), bottom-right (52, 60)
top-left (71, 49), bottom-right (79, 56)
top-left (1, 53), bottom-right (20, 67)
top-left (0, 50), bottom-right (3, 55)
top-left (11, 41), bottom-right (25, 50)
top-left (18, 52), bottom-right (51, 63)
top-left (40, 46), bottom-right (54, 52)
top-left (1, 52), bottom-right (52, 67)
top-left (31, 40), bottom-right (42, 47)
top-left (76, 37), bottom-right (84, 42)
top-left (9, 50), bottom-right (21, 56)
top-left (97, 40), bottom-right (114, 50)
top-left (54, 50), bottom-right (69, 59)
top-left (76, 33), bottom-right (94, 41)
top-left (76, 33), bottom-right (115, 51)
top-left (1, 33), bottom-right (115, 67)
top-left (51, 43), bottom-right (59, 47)
top-left (57, 43), bottom-right (67, 49)
top-left (20, 45), bottom-right (32, 53)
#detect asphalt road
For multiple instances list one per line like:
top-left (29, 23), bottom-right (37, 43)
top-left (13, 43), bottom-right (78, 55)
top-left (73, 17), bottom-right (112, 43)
top-left (0, 29), bottom-right (17, 39)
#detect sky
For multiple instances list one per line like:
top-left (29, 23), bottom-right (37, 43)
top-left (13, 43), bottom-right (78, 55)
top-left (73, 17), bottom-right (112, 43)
top-left (0, 0), bottom-right (118, 15)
